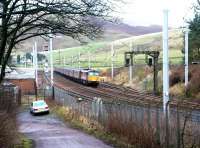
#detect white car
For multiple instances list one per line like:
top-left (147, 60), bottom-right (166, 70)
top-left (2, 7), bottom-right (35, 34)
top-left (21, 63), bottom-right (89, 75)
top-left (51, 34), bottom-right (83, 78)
top-left (30, 100), bottom-right (49, 115)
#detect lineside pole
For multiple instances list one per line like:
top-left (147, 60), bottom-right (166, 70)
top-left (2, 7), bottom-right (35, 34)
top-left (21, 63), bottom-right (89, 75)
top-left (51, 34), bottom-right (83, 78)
top-left (25, 55), bottom-right (27, 68)
top-left (33, 42), bottom-right (38, 100)
top-left (111, 43), bottom-right (114, 80)
top-left (78, 51), bottom-right (81, 69)
top-left (49, 35), bottom-right (53, 87)
top-left (163, 9), bottom-right (170, 148)
top-left (34, 41), bottom-right (38, 88)
top-left (129, 41), bottom-right (133, 84)
top-left (184, 28), bottom-right (189, 87)
top-left (49, 34), bottom-right (54, 99)
top-left (163, 9), bottom-right (169, 114)
top-left (63, 56), bottom-right (65, 66)
top-left (88, 51), bottom-right (91, 69)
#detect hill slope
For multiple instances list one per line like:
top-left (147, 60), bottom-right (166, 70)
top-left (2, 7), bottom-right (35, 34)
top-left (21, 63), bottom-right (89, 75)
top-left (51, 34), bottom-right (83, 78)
top-left (42, 29), bottom-right (183, 68)
top-left (18, 23), bottom-right (162, 52)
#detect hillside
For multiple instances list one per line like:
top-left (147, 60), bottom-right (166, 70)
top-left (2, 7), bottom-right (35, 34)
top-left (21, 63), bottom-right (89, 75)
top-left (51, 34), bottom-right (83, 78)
top-left (104, 23), bottom-right (162, 36)
top-left (42, 29), bottom-right (184, 68)
top-left (18, 23), bottom-right (162, 52)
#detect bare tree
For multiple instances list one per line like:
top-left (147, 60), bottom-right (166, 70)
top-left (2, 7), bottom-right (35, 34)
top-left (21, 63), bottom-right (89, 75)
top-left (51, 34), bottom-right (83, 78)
top-left (0, 0), bottom-right (114, 82)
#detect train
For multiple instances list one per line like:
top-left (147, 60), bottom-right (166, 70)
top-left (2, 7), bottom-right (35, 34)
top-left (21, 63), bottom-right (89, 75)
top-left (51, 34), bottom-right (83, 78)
top-left (54, 67), bottom-right (100, 86)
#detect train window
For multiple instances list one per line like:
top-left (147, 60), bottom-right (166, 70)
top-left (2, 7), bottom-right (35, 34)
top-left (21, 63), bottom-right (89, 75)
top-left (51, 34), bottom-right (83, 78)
top-left (89, 72), bottom-right (99, 76)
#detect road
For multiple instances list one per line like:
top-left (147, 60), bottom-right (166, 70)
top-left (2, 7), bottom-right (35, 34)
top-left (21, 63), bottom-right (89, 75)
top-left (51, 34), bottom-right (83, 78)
top-left (17, 109), bottom-right (112, 148)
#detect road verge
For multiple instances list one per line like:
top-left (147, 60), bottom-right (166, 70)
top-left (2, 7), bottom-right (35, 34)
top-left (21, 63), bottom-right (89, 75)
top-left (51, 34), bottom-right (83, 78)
top-left (47, 99), bottom-right (134, 148)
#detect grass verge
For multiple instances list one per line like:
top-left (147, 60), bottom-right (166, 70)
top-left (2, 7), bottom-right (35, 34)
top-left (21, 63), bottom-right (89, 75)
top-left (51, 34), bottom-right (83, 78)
top-left (14, 134), bottom-right (34, 148)
top-left (47, 99), bottom-right (136, 148)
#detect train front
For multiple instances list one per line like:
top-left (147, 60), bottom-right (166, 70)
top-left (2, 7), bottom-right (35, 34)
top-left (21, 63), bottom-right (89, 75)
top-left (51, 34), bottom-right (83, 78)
top-left (87, 70), bottom-right (100, 86)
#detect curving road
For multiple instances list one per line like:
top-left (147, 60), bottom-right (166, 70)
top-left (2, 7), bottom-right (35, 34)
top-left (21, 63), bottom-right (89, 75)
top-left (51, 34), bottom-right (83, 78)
top-left (17, 109), bottom-right (112, 148)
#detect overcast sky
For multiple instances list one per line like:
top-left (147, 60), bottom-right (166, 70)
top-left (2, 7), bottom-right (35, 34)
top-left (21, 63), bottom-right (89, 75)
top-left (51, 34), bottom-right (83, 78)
top-left (118, 0), bottom-right (195, 27)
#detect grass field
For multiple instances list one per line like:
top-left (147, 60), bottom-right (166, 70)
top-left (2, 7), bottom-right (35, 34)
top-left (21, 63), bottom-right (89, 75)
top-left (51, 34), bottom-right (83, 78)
top-left (42, 29), bottom-right (184, 69)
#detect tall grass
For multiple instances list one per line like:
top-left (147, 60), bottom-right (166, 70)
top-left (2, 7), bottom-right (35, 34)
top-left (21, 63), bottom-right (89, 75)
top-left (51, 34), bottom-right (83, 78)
top-left (106, 113), bottom-right (161, 148)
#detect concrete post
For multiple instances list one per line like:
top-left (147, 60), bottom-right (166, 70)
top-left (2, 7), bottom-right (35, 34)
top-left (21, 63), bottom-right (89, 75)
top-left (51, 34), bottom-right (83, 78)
top-left (49, 35), bottom-right (53, 86)
top-left (184, 28), bottom-right (189, 87)
top-left (111, 43), bottom-right (114, 80)
top-left (129, 41), bottom-right (133, 84)
top-left (163, 9), bottom-right (169, 114)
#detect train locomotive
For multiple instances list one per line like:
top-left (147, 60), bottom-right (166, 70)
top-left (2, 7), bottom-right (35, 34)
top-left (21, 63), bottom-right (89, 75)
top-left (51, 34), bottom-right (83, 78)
top-left (54, 68), bottom-right (100, 86)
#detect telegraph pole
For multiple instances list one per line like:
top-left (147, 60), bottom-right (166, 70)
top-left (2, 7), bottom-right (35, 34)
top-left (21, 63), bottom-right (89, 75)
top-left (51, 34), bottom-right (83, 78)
top-left (33, 41), bottom-right (38, 100)
top-left (163, 9), bottom-right (170, 148)
top-left (34, 41), bottom-right (38, 88)
top-left (129, 41), bottom-right (133, 84)
top-left (111, 42), bottom-right (114, 80)
top-left (88, 51), bottom-right (91, 69)
top-left (163, 9), bottom-right (169, 114)
top-left (71, 56), bottom-right (74, 67)
top-left (184, 28), bottom-right (189, 87)
top-left (25, 54), bottom-right (27, 68)
top-left (49, 34), bottom-right (53, 87)
top-left (63, 56), bottom-right (66, 66)
top-left (78, 51), bottom-right (81, 69)
top-left (59, 48), bottom-right (61, 65)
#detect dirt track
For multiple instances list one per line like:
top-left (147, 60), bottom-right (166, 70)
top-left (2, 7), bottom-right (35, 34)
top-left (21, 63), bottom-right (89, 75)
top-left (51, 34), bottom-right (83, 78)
top-left (17, 109), bottom-right (112, 148)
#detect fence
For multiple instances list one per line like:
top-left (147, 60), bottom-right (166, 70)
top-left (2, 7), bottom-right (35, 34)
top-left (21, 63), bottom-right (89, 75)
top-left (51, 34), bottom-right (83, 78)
top-left (0, 82), bottom-right (21, 109)
top-left (48, 84), bottom-right (200, 148)
top-left (21, 87), bottom-right (53, 105)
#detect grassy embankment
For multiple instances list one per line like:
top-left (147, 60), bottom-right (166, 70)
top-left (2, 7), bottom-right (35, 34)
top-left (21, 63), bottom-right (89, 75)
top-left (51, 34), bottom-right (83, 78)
top-left (47, 99), bottom-right (160, 148)
top-left (40, 29), bottom-right (186, 96)
top-left (43, 29), bottom-right (184, 69)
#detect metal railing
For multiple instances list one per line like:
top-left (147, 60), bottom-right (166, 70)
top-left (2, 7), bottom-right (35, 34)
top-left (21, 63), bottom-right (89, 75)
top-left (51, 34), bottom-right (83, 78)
top-left (50, 84), bottom-right (200, 148)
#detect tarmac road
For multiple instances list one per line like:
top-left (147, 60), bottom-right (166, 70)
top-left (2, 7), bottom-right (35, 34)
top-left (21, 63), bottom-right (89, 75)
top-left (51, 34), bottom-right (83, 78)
top-left (17, 109), bottom-right (112, 148)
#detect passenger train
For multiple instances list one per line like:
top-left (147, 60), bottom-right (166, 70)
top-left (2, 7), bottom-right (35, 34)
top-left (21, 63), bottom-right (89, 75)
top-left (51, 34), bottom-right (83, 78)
top-left (54, 68), bottom-right (100, 86)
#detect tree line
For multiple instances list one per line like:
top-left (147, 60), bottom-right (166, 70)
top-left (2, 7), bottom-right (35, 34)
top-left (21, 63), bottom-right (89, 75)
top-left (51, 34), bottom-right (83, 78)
top-left (0, 0), bottom-right (117, 82)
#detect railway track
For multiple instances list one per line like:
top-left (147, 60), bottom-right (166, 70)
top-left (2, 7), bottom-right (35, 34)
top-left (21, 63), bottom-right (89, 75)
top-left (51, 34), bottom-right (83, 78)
top-left (44, 73), bottom-right (153, 105)
top-left (100, 82), bottom-right (200, 110)
top-left (44, 72), bottom-right (200, 110)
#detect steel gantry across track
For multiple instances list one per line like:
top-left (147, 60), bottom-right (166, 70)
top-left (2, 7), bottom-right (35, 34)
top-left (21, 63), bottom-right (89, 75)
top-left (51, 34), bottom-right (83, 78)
top-left (124, 50), bottom-right (160, 95)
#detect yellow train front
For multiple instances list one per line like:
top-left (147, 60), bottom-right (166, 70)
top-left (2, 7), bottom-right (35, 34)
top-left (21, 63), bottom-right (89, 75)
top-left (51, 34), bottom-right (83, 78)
top-left (80, 69), bottom-right (100, 86)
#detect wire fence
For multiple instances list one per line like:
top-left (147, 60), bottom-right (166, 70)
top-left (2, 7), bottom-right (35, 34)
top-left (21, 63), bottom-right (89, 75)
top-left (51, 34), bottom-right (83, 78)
top-left (47, 83), bottom-right (200, 148)
top-left (21, 88), bottom-right (53, 105)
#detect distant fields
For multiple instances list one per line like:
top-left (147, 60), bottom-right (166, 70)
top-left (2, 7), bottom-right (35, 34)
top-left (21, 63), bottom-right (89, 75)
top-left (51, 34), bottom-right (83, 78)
top-left (42, 29), bottom-right (184, 69)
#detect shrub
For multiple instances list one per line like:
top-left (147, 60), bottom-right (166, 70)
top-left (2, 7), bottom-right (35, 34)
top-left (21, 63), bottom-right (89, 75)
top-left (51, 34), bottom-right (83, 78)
top-left (0, 112), bottom-right (18, 147)
top-left (170, 83), bottom-right (185, 98)
top-left (170, 66), bottom-right (184, 86)
top-left (187, 69), bottom-right (200, 96)
top-left (106, 113), bottom-right (161, 148)
top-left (170, 65), bottom-right (200, 98)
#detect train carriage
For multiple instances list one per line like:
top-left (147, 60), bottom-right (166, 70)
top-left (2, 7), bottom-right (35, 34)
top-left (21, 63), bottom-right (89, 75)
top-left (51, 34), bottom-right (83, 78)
top-left (54, 67), bottom-right (100, 86)
top-left (73, 69), bottom-right (81, 80)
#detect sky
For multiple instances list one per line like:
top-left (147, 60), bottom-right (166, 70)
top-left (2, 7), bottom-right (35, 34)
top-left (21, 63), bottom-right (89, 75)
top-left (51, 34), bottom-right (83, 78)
top-left (118, 0), bottom-right (195, 27)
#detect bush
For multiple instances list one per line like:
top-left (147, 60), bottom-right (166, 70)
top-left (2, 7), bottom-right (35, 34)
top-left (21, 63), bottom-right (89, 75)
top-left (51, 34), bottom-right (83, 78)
top-left (187, 69), bottom-right (200, 96)
top-left (170, 66), bottom-right (184, 86)
top-left (170, 83), bottom-right (185, 98)
top-left (170, 65), bottom-right (200, 98)
top-left (0, 112), bottom-right (18, 147)
top-left (107, 113), bottom-right (160, 148)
